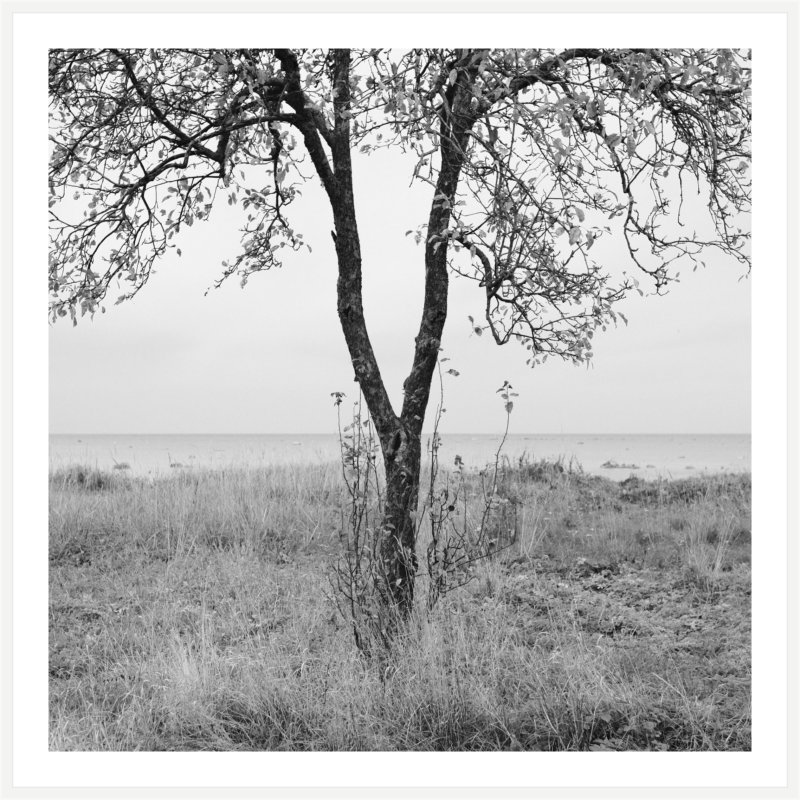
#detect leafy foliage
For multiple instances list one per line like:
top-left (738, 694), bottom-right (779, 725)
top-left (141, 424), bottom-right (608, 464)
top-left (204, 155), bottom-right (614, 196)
top-left (50, 48), bottom-right (750, 364)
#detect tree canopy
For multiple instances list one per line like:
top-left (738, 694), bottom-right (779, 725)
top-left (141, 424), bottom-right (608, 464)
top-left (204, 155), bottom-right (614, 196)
top-left (50, 48), bottom-right (750, 356)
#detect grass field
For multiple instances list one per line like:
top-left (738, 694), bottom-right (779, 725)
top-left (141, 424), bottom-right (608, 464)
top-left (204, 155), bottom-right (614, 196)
top-left (49, 457), bottom-right (751, 751)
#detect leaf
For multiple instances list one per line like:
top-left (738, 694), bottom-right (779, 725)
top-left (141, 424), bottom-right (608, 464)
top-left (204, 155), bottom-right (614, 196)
top-left (474, 327), bottom-right (483, 336)
top-left (448, 69), bottom-right (457, 86)
top-left (446, 369), bottom-right (460, 377)
top-left (505, 401), bottom-right (514, 414)
top-left (575, 207), bottom-right (585, 223)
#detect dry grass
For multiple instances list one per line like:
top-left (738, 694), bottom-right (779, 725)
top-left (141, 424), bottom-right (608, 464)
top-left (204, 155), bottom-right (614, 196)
top-left (49, 459), bottom-right (751, 751)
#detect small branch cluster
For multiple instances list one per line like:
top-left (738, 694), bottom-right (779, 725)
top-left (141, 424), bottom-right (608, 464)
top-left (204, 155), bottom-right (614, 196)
top-left (48, 48), bottom-right (312, 322)
top-left (423, 369), bottom-right (520, 611)
top-left (328, 391), bottom-right (397, 657)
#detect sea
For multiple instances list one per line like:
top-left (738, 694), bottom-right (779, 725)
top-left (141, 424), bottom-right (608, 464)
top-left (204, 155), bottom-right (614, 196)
top-left (49, 433), bottom-right (751, 483)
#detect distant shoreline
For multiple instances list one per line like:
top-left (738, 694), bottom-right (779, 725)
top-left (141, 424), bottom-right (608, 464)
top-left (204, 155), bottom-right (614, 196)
top-left (50, 432), bottom-right (752, 483)
top-left (51, 431), bottom-right (752, 437)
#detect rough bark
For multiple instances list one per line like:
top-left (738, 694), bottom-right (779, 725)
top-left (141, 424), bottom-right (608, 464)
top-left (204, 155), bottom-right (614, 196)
top-left (378, 427), bottom-right (422, 613)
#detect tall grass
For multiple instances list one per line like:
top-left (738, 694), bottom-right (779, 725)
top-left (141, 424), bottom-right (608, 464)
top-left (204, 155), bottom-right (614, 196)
top-left (49, 460), bottom-right (751, 751)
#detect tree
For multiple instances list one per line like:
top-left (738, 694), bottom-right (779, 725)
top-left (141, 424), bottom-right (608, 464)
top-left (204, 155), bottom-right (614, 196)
top-left (49, 48), bottom-right (751, 616)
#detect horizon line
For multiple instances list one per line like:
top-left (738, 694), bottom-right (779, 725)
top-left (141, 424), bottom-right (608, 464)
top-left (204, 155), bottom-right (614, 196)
top-left (49, 431), bottom-right (753, 437)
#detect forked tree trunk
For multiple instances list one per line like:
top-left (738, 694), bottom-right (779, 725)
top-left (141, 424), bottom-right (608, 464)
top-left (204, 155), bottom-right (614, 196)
top-left (288, 48), bottom-right (480, 619)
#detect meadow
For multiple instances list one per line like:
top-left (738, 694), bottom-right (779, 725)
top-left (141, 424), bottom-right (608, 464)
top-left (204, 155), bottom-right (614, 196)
top-left (49, 456), bottom-right (751, 751)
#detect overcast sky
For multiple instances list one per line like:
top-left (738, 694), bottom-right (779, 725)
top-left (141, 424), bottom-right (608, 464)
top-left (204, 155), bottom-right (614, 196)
top-left (49, 144), bottom-right (751, 436)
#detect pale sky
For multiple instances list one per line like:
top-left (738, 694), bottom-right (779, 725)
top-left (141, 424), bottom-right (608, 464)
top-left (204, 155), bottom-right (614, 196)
top-left (49, 146), bottom-right (751, 436)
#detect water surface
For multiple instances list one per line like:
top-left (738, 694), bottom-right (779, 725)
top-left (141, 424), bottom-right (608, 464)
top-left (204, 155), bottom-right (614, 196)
top-left (49, 432), bottom-right (750, 482)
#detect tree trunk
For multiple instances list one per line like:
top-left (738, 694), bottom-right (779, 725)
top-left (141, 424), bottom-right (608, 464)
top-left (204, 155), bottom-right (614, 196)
top-left (301, 49), bottom-right (481, 620)
top-left (376, 424), bottom-right (422, 615)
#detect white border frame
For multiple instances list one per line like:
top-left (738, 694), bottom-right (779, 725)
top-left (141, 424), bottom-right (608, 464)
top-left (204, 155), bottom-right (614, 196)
top-left (2, 3), bottom-right (796, 797)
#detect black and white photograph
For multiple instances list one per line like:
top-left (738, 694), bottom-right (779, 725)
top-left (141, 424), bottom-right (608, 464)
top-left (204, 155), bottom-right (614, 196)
top-left (5, 3), bottom-right (794, 794)
top-left (47, 41), bottom-right (754, 749)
